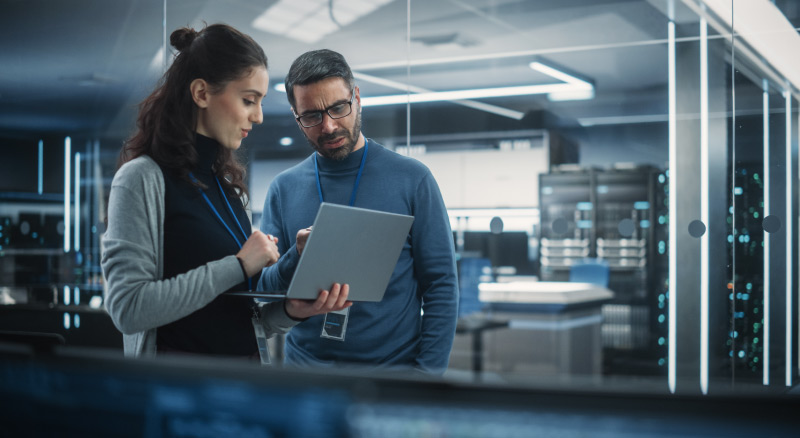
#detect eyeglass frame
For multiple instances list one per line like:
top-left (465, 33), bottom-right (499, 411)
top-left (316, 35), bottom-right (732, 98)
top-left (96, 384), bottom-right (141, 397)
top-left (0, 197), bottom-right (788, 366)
top-left (292, 87), bottom-right (356, 128)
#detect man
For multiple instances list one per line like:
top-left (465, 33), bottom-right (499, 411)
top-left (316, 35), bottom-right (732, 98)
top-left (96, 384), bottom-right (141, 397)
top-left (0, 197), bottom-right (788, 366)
top-left (257, 49), bottom-right (458, 374)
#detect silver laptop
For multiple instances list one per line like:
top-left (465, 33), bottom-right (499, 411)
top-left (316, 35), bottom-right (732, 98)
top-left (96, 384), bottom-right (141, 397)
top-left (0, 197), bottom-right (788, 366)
top-left (230, 203), bottom-right (414, 302)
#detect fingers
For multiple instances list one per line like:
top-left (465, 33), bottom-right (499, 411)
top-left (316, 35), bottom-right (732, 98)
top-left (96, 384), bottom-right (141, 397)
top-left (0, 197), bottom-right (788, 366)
top-left (313, 289), bottom-right (330, 311)
top-left (335, 284), bottom-right (350, 308)
top-left (239, 231), bottom-right (281, 275)
top-left (313, 283), bottom-right (350, 312)
top-left (284, 284), bottom-right (352, 320)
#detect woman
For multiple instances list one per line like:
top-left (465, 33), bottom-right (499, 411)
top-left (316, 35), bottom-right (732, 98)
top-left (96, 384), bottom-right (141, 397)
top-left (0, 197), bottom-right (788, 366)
top-left (101, 23), bottom-right (350, 360)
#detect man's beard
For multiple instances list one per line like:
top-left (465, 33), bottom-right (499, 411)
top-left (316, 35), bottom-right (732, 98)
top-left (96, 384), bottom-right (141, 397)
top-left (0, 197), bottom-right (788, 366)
top-left (305, 110), bottom-right (362, 161)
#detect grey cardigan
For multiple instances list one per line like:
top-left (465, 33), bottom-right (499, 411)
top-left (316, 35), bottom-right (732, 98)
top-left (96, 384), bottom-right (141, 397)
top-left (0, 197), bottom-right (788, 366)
top-left (101, 155), bottom-right (297, 357)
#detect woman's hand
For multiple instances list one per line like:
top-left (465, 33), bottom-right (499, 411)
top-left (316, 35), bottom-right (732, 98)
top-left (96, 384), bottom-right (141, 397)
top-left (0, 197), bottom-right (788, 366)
top-left (236, 230), bottom-right (279, 277)
top-left (285, 283), bottom-right (352, 319)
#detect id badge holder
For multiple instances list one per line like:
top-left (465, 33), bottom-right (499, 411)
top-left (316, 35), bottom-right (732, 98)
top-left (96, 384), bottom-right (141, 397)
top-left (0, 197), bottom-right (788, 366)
top-left (251, 317), bottom-right (271, 365)
top-left (321, 307), bottom-right (349, 341)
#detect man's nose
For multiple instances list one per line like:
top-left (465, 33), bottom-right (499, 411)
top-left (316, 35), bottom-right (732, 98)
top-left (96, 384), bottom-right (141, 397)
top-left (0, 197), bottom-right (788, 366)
top-left (319, 112), bottom-right (337, 133)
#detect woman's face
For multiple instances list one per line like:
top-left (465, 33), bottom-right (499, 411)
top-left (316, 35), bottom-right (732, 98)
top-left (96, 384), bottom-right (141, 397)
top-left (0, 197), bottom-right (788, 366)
top-left (196, 66), bottom-right (269, 150)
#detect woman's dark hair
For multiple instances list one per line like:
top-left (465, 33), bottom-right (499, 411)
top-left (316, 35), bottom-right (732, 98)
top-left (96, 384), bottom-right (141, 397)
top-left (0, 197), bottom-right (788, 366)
top-left (119, 23), bottom-right (267, 201)
top-left (285, 49), bottom-right (353, 110)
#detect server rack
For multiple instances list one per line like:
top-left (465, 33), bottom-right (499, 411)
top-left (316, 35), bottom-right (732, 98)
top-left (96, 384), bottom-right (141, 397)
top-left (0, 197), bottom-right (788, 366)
top-left (538, 165), bottom-right (667, 375)
top-left (726, 162), bottom-right (764, 381)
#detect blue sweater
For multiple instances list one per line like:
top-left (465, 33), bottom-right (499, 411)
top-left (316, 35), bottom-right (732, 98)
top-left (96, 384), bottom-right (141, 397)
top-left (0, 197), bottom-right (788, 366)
top-left (258, 139), bottom-right (458, 374)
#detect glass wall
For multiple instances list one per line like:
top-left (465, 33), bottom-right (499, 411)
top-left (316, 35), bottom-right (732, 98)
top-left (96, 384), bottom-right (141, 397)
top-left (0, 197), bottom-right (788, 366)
top-left (1, 0), bottom-right (799, 396)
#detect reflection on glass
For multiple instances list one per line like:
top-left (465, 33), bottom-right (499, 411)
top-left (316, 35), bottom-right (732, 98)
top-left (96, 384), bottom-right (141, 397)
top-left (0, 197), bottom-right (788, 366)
top-left (1, 0), bottom-right (800, 401)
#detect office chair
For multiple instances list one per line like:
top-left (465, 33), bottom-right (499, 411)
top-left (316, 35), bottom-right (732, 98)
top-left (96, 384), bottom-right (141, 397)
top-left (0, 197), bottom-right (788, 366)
top-left (569, 258), bottom-right (610, 288)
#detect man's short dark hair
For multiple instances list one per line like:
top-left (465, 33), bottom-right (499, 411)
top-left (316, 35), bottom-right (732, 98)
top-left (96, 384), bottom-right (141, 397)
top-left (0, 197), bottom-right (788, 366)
top-left (285, 49), bottom-right (354, 110)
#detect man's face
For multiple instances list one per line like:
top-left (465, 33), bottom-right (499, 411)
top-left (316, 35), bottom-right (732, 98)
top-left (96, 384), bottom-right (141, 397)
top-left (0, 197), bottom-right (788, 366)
top-left (292, 77), bottom-right (362, 161)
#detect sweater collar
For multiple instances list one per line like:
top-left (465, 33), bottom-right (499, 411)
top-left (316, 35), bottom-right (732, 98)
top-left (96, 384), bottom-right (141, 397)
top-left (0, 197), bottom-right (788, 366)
top-left (194, 133), bottom-right (220, 175)
top-left (314, 140), bottom-right (368, 172)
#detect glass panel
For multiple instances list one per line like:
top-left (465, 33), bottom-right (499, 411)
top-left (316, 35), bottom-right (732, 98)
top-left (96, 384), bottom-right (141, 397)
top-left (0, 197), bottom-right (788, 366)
top-left (400, 0), bottom-right (706, 388)
top-left (731, 0), bottom-right (800, 390)
top-left (2, 0), bottom-right (799, 399)
top-left (0, 1), bottom-right (168, 337)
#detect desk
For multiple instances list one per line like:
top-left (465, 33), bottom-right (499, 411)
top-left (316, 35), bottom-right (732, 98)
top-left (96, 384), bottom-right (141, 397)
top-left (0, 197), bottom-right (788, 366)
top-left (451, 281), bottom-right (613, 377)
top-left (455, 316), bottom-right (508, 373)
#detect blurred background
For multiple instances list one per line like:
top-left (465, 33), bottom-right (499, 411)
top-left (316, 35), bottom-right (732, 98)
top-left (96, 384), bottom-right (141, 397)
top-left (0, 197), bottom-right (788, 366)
top-left (2, 1), bottom-right (800, 435)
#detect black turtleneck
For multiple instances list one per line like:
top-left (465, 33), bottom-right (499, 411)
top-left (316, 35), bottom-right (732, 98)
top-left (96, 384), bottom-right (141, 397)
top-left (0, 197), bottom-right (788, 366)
top-left (157, 134), bottom-right (256, 356)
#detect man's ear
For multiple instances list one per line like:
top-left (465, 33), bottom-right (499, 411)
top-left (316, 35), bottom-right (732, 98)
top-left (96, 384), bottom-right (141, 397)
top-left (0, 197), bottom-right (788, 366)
top-left (190, 78), bottom-right (210, 108)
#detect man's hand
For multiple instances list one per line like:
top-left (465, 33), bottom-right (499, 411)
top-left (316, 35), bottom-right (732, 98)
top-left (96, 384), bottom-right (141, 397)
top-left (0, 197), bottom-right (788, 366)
top-left (285, 283), bottom-right (352, 319)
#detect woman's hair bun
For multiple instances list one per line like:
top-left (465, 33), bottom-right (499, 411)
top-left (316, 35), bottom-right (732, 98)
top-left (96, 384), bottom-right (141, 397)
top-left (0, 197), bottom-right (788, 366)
top-left (170, 27), bottom-right (198, 52)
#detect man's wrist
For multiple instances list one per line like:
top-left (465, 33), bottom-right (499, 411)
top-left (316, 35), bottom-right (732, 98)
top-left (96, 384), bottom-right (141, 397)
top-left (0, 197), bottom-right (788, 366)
top-left (283, 300), bottom-right (310, 322)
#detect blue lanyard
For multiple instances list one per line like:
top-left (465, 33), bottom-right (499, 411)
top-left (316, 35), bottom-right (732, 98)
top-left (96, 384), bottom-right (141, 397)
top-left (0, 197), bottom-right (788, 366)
top-left (189, 172), bottom-right (252, 290)
top-left (313, 140), bottom-right (368, 206)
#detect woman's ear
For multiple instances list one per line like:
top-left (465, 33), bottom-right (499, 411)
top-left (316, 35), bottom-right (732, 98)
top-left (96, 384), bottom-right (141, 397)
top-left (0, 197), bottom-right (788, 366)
top-left (190, 78), bottom-right (210, 108)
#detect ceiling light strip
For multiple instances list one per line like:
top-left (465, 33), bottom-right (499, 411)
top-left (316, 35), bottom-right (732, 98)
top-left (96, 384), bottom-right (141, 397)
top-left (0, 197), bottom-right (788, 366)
top-left (353, 72), bottom-right (524, 119)
top-left (361, 83), bottom-right (581, 106)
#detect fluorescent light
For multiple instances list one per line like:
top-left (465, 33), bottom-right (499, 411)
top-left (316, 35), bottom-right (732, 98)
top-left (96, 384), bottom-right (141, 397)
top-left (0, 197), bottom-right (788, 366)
top-left (531, 61), bottom-right (594, 101)
top-left (786, 91), bottom-right (793, 387)
top-left (353, 71), bottom-right (524, 119)
top-left (668, 19), bottom-right (677, 395)
top-left (530, 62), bottom-right (589, 86)
top-left (360, 61), bottom-right (593, 107)
top-left (579, 114), bottom-right (668, 127)
top-left (279, 137), bottom-right (293, 147)
top-left (362, 83), bottom-right (580, 106)
top-left (548, 89), bottom-right (595, 102)
top-left (764, 80), bottom-right (771, 386)
top-left (37, 140), bottom-right (43, 195)
top-left (274, 83), bottom-right (286, 93)
top-left (74, 152), bottom-right (81, 252)
top-left (700, 18), bottom-right (709, 396)
top-left (64, 136), bottom-right (71, 253)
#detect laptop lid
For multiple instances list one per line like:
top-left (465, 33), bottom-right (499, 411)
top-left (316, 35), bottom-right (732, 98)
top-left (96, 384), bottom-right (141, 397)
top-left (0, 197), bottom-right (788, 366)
top-left (231, 203), bottom-right (413, 302)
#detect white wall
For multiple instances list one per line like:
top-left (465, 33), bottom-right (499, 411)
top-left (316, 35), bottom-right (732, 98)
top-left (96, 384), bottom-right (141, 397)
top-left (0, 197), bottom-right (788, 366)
top-left (415, 147), bottom-right (547, 209)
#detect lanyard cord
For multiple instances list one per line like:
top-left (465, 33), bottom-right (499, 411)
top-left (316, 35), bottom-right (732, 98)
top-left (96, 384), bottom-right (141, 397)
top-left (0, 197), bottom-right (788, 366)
top-left (189, 172), bottom-right (252, 290)
top-left (314, 140), bottom-right (369, 206)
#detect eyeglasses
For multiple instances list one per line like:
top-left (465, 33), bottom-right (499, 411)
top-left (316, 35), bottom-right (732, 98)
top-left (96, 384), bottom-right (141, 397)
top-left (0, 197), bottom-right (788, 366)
top-left (294, 88), bottom-right (355, 128)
